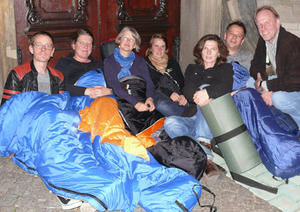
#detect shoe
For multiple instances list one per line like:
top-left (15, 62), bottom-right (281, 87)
top-left (57, 195), bottom-right (83, 210)
top-left (203, 160), bottom-right (227, 185)
top-left (205, 160), bottom-right (220, 177)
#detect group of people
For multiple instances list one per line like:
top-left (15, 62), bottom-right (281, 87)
top-left (1, 5), bottom-right (300, 210)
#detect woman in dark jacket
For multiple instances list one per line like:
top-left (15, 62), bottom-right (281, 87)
top-left (164, 34), bottom-right (234, 177)
top-left (145, 33), bottom-right (187, 116)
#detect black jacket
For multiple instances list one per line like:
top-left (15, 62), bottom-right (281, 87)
top-left (250, 27), bottom-right (300, 92)
top-left (1, 61), bottom-right (64, 105)
top-left (182, 62), bottom-right (234, 116)
top-left (145, 57), bottom-right (184, 97)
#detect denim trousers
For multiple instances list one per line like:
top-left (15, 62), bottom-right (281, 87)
top-left (154, 90), bottom-right (187, 117)
top-left (164, 106), bottom-right (213, 159)
top-left (246, 77), bottom-right (300, 128)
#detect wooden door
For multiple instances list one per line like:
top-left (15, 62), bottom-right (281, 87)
top-left (14, 0), bottom-right (181, 66)
top-left (99, 0), bottom-right (181, 59)
top-left (14, 0), bottom-right (100, 67)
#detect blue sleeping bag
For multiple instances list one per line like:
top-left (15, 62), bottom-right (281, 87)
top-left (0, 91), bottom-right (202, 211)
top-left (231, 62), bottom-right (300, 178)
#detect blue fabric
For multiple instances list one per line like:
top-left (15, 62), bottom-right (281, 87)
top-left (231, 61), bottom-right (250, 91)
top-left (75, 68), bottom-right (107, 88)
top-left (154, 90), bottom-right (186, 116)
top-left (233, 88), bottom-right (300, 178)
top-left (0, 91), bottom-right (201, 211)
top-left (114, 48), bottom-right (135, 80)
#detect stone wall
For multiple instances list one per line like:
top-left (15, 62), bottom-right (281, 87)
top-left (0, 0), bottom-right (17, 98)
top-left (257, 0), bottom-right (300, 37)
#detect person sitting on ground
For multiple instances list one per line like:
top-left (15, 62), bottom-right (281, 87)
top-left (224, 20), bottom-right (253, 70)
top-left (145, 33), bottom-right (187, 116)
top-left (249, 5), bottom-right (300, 129)
top-left (55, 28), bottom-right (112, 98)
top-left (104, 26), bottom-right (161, 134)
top-left (1, 31), bottom-right (64, 105)
top-left (164, 34), bottom-right (233, 178)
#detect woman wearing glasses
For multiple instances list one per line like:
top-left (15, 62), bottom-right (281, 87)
top-left (103, 26), bottom-right (161, 134)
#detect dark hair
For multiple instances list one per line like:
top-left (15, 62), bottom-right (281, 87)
top-left (29, 31), bottom-right (54, 45)
top-left (145, 33), bottom-right (168, 56)
top-left (255, 5), bottom-right (280, 19)
top-left (226, 20), bottom-right (247, 36)
top-left (115, 26), bottom-right (141, 52)
top-left (72, 28), bottom-right (94, 46)
top-left (193, 34), bottom-right (228, 65)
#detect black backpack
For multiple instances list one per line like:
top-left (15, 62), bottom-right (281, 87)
top-left (147, 130), bottom-right (207, 180)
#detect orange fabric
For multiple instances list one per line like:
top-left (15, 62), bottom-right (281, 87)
top-left (78, 96), bottom-right (159, 161)
top-left (136, 118), bottom-right (165, 148)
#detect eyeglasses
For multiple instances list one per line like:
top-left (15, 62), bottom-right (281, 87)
top-left (33, 43), bottom-right (53, 50)
top-left (122, 36), bottom-right (135, 42)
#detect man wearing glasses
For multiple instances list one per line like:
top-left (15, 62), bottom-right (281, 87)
top-left (1, 31), bottom-right (65, 105)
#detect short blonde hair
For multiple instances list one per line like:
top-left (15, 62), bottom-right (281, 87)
top-left (115, 26), bottom-right (141, 52)
top-left (255, 5), bottom-right (280, 20)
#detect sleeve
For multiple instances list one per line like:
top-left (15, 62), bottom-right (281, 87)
top-left (1, 70), bottom-right (22, 105)
top-left (183, 64), bottom-right (198, 103)
top-left (250, 38), bottom-right (268, 80)
top-left (266, 35), bottom-right (300, 92)
top-left (139, 58), bottom-right (155, 99)
top-left (206, 63), bottom-right (234, 98)
top-left (171, 59), bottom-right (184, 90)
top-left (104, 57), bottom-right (139, 106)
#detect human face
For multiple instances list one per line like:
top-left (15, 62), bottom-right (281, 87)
top-left (224, 25), bottom-right (245, 54)
top-left (29, 34), bottom-right (54, 63)
top-left (151, 38), bottom-right (167, 60)
top-left (255, 9), bottom-right (280, 43)
top-left (201, 40), bottom-right (220, 69)
top-left (119, 30), bottom-right (136, 57)
top-left (72, 34), bottom-right (93, 62)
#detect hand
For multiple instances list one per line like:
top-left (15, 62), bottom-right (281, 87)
top-left (134, 102), bottom-right (150, 112)
top-left (178, 95), bottom-right (187, 106)
top-left (193, 89), bottom-right (210, 106)
top-left (255, 73), bottom-right (263, 92)
top-left (261, 91), bottom-right (273, 106)
top-left (85, 86), bottom-right (112, 98)
top-left (170, 92), bottom-right (180, 102)
top-left (145, 97), bottom-right (155, 112)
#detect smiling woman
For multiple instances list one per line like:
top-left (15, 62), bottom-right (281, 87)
top-left (145, 33), bottom-right (187, 117)
top-left (55, 28), bottom-right (112, 99)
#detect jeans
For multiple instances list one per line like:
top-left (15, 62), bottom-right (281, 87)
top-left (164, 106), bottom-right (213, 159)
top-left (154, 90), bottom-right (187, 117)
top-left (246, 76), bottom-right (300, 128)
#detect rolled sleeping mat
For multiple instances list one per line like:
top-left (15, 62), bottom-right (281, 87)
top-left (200, 93), bottom-right (261, 174)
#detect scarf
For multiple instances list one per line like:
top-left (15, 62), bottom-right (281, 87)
top-left (114, 48), bottom-right (135, 80)
top-left (148, 53), bottom-right (168, 74)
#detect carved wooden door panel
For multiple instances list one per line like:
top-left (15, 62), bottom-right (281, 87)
top-left (14, 0), bottom-right (99, 67)
top-left (100, 0), bottom-right (181, 59)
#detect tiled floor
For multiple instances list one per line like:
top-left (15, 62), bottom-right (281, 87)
top-left (213, 152), bottom-right (300, 212)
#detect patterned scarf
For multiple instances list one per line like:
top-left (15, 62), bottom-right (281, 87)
top-left (114, 48), bottom-right (135, 80)
top-left (148, 53), bottom-right (168, 74)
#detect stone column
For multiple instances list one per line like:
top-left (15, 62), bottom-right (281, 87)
top-left (180, 0), bottom-right (223, 73)
top-left (0, 0), bottom-right (17, 97)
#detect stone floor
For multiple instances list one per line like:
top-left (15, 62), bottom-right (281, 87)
top-left (0, 156), bottom-right (289, 212)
